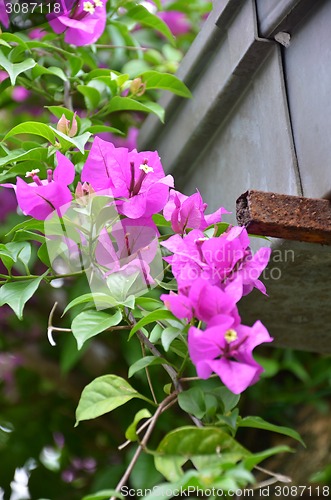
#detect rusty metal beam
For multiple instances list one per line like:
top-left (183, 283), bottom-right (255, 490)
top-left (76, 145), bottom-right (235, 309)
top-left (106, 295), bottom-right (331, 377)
top-left (236, 190), bottom-right (331, 245)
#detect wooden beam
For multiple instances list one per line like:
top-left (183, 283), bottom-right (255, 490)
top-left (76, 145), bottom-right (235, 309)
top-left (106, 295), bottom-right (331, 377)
top-left (236, 190), bottom-right (331, 245)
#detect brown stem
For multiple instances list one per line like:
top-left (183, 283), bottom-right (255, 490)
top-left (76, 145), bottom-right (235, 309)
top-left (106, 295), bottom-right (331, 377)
top-left (111, 392), bottom-right (178, 499)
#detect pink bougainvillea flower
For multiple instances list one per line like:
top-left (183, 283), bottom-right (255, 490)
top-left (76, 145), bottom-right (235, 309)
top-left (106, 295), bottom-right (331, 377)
top-left (161, 277), bottom-right (240, 323)
top-left (48, 0), bottom-right (107, 46)
top-left (161, 229), bottom-right (209, 288)
top-left (163, 189), bottom-right (229, 234)
top-left (202, 227), bottom-right (271, 295)
top-left (0, 0), bottom-right (9, 28)
top-left (81, 137), bottom-right (174, 218)
top-left (231, 246), bottom-right (272, 296)
top-left (188, 314), bottom-right (273, 394)
top-left (162, 226), bottom-right (271, 295)
top-left (160, 290), bottom-right (194, 321)
top-left (95, 217), bottom-right (159, 272)
top-left (1, 152), bottom-right (75, 220)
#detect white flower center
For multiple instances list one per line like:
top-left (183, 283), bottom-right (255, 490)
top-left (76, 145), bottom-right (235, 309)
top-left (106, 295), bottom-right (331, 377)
top-left (94, 0), bottom-right (103, 6)
top-left (25, 169), bottom-right (40, 178)
top-left (139, 164), bottom-right (154, 174)
top-left (83, 1), bottom-right (95, 14)
top-left (225, 329), bottom-right (238, 343)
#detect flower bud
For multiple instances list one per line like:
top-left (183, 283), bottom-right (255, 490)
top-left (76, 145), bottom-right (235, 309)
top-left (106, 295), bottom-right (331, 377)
top-left (129, 78), bottom-right (146, 97)
top-left (57, 113), bottom-right (78, 137)
top-left (75, 181), bottom-right (95, 204)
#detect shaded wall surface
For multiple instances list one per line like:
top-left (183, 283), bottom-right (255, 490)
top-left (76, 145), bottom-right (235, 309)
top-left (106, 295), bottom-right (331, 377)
top-left (139, 0), bottom-right (331, 353)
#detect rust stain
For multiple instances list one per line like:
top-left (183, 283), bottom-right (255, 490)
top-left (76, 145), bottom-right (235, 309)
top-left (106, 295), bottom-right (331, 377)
top-left (236, 190), bottom-right (331, 245)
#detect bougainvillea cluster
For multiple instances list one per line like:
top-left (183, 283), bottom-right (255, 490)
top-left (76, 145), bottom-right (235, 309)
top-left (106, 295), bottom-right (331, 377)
top-left (2, 135), bottom-right (272, 394)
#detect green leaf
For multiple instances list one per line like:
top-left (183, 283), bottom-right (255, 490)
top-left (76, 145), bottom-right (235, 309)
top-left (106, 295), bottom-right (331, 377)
top-left (50, 127), bottom-right (91, 153)
top-left (125, 408), bottom-right (152, 441)
top-left (128, 356), bottom-right (168, 378)
top-left (0, 274), bottom-right (46, 320)
top-left (13, 229), bottom-right (45, 244)
top-left (75, 374), bottom-right (154, 425)
top-left (161, 326), bottom-right (181, 351)
top-left (152, 213), bottom-right (171, 227)
top-left (1, 33), bottom-right (29, 50)
top-left (154, 427), bottom-right (249, 482)
top-left (155, 279), bottom-right (178, 290)
top-left (208, 386), bottom-right (240, 414)
top-left (109, 97), bottom-right (165, 122)
top-left (0, 242), bottom-right (31, 272)
top-left (178, 388), bottom-right (206, 419)
top-left (139, 71), bottom-right (192, 98)
top-left (63, 293), bottom-right (120, 315)
top-left (77, 85), bottom-right (101, 110)
top-left (5, 218), bottom-right (45, 239)
top-left (37, 242), bottom-right (51, 266)
top-left (238, 416), bottom-right (305, 446)
top-left (82, 490), bottom-right (124, 500)
top-left (129, 309), bottom-right (178, 339)
top-left (71, 309), bottom-right (123, 350)
top-left (243, 445), bottom-right (294, 470)
top-left (0, 147), bottom-right (48, 171)
top-left (2, 122), bottom-right (56, 145)
top-left (149, 323), bottom-right (163, 342)
top-left (87, 125), bottom-right (123, 135)
top-left (135, 297), bottom-right (164, 311)
top-left (31, 64), bottom-right (67, 81)
top-left (126, 5), bottom-right (175, 44)
top-left (105, 270), bottom-right (141, 303)
top-left (0, 52), bottom-right (36, 85)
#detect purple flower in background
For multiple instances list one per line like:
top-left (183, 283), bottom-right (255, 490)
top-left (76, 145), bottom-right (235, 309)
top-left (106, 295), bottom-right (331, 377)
top-left (48, 0), bottom-right (107, 46)
top-left (28, 27), bottom-right (47, 39)
top-left (163, 189), bottom-right (229, 234)
top-left (1, 152), bottom-right (75, 220)
top-left (0, 71), bottom-right (31, 102)
top-left (188, 315), bottom-right (273, 394)
top-left (146, 0), bottom-right (191, 36)
top-left (0, 0), bottom-right (9, 28)
top-left (158, 10), bottom-right (191, 36)
top-left (11, 87), bottom-right (31, 102)
top-left (81, 137), bottom-right (174, 218)
top-left (0, 187), bottom-right (17, 221)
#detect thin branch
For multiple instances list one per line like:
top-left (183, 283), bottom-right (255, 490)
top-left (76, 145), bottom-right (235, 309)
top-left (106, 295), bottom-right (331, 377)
top-left (111, 392), bottom-right (178, 500)
top-left (118, 398), bottom-right (177, 451)
top-left (47, 302), bottom-right (72, 346)
top-left (254, 465), bottom-right (292, 484)
top-left (128, 310), bottom-right (181, 392)
top-left (140, 340), bottom-right (158, 404)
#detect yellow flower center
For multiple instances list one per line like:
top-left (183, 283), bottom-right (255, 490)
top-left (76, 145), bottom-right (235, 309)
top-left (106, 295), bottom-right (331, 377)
top-left (225, 329), bottom-right (238, 343)
top-left (83, 2), bottom-right (95, 14)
